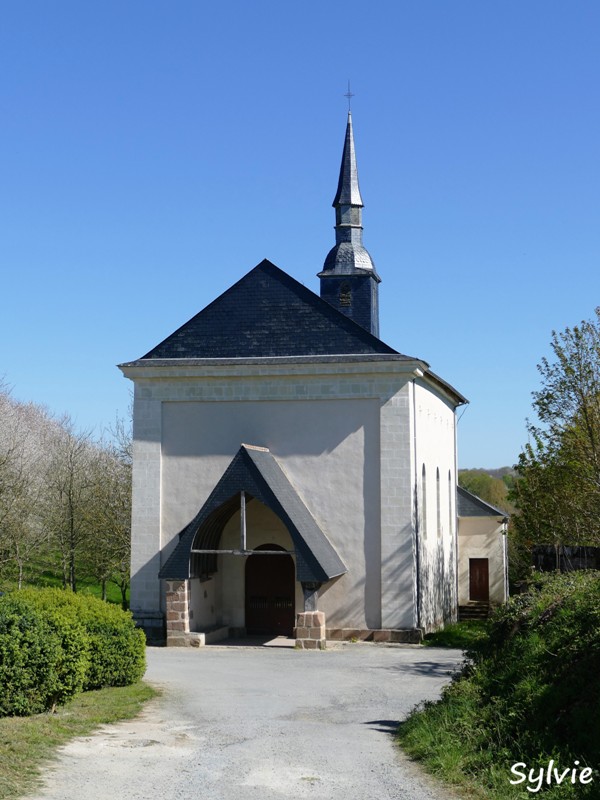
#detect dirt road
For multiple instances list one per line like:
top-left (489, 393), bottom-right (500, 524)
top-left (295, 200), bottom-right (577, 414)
top-left (26, 641), bottom-right (461, 800)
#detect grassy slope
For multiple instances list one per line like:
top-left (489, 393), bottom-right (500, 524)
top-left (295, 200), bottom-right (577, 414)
top-left (1, 569), bottom-right (127, 607)
top-left (0, 682), bottom-right (158, 800)
top-left (398, 572), bottom-right (600, 799)
top-left (423, 621), bottom-right (489, 650)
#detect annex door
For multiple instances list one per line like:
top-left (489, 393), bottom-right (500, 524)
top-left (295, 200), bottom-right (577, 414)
top-left (245, 544), bottom-right (295, 636)
top-left (469, 558), bottom-right (490, 602)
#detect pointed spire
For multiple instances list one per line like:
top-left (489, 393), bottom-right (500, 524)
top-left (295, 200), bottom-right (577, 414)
top-left (332, 112), bottom-right (363, 208)
top-left (318, 109), bottom-right (381, 338)
top-left (320, 110), bottom-right (378, 277)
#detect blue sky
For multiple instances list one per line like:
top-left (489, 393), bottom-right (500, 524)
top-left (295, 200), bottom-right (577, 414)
top-left (1, 1), bottom-right (599, 468)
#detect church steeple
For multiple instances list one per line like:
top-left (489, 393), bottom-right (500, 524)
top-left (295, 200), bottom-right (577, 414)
top-left (319, 111), bottom-right (381, 337)
top-left (333, 110), bottom-right (364, 207)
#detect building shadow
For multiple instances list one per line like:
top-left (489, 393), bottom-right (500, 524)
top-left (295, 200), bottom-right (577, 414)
top-left (209, 634), bottom-right (295, 648)
top-left (363, 719), bottom-right (400, 736)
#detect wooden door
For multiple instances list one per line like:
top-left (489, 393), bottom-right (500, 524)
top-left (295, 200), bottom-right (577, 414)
top-left (469, 558), bottom-right (489, 602)
top-left (245, 544), bottom-right (295, 635)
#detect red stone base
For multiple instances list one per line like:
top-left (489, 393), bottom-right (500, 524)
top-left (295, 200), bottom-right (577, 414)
top-left (165, 579), bottom-right (190, 645)
top-left (326, 628), bottom-right (423, 644)
top-left (295, 611), bottom-right (326, 650)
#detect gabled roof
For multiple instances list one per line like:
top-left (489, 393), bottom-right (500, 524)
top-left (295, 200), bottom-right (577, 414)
top-left (457, 485), bottom-right (509, 518)
top-left (159, 444), bottom-right (347, 583)
top-left (140, 259), bottom-right (401, 360)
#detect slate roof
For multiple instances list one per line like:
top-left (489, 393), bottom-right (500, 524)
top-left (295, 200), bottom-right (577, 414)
top-left (159, 444), bottom-right (347, 583)
top-left (332, 111), bottom-right (363, 207)
top-left (140, 259), bottom-right (401, 360)
top-left (457, 486), bottom-right (509, 518)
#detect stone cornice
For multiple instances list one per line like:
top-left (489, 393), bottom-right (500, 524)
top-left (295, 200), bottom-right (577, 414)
top-left (118, 355), bottom-right (467, 406)
top-left (119, 354), bottom-right (424, 379)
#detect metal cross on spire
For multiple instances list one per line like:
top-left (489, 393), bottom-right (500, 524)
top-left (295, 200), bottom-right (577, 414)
top-left (344, 80), bottom-right (354, 111)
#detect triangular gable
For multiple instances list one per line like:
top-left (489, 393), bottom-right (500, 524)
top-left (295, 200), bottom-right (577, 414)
top-left (159, 444), bottom-right (347, 583)
top-left (457, 485), bottom-right (509, 518)
top-left (141, 259), bottom-right (403, 359)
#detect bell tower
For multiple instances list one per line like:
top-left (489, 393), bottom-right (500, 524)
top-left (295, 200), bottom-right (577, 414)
top-left (318, 111), bottom-right (381, 337)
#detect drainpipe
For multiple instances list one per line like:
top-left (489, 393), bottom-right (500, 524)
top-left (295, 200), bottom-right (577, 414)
top-left (502, 517), bottom-right (509, 601)
top-left (412, 377), bottom-right (421, 631)
top-left (453, 406), bottom-right (459, 618)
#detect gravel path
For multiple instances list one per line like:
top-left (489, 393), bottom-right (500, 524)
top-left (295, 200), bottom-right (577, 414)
top-left (25, 641), bottom-right (462, 800)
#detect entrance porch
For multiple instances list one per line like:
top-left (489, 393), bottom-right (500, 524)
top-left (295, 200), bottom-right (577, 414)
top-left (159, 445), bottom-right (347, 648)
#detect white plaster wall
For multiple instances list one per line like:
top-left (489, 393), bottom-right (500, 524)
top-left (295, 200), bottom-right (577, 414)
top-left (125, 360), bottom-right (459, 632)
top-left (189, 576), bottom-right (219, 629)
top-left (129, 389), bottom-right (163, 618)
top-left (458, 517), bottom-right (507, 605)
top-left (160, 396), bottom-right (380, 629)
top-left (379, 381), bottom-right (416, 629)
top-left (413, 380), bottom-right (458, 632)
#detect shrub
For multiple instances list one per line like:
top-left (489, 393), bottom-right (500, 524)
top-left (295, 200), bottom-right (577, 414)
top-left (477, 571), bottom-right (600, 760)
top-left (0, 597), bottom-right (64, 716)
top-left (15, 589), bottom-right (90, 702)
top-left (399, 571), bottom-right (600, 799)
top-left (0, 588), bottom-right (146, 717)
top-left (74, 595), bottom-right (146, 690)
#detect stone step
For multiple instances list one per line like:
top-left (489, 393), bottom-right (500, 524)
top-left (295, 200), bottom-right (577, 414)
top-left (458, 603), bottom-right (490, 621)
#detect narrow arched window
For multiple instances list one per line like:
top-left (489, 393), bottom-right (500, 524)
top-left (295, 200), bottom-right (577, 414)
top-left (436, 467), bottom-right (441, 539)
top-left (448, 470), bottom-right (453, 538)
top-left (339, 281), bottom-right (351, 307)
top-left (421, 464), bottom-right (427, 540)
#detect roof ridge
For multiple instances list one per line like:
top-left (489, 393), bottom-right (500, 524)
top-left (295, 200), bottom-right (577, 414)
top-left (139, 259), bottom-right (402, 360)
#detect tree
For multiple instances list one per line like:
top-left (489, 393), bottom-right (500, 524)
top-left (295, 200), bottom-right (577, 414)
top-left (105, 414), bottom-right (133, 608)
top-left (512, 308), bottom-right (600, 556)
top-left (458, 470), bottom-right (512, 511)
top-left (82, 435), bottom-right (132, 607)
top-left (41, 420), bottom-right (96, 592)
top-left (0, 387), bottom-right (53, 587)
top-left (0, 386), bottom-right (133, 600)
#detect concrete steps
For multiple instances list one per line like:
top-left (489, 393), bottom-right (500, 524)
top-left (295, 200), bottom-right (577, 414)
top-left (458, 602), bottom-right (490, 621)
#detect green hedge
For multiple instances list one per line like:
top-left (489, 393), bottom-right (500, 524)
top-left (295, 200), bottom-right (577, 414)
top-left (74, 595), bottom-right (146, 691)
top-left (0, 598), bottom-right (64, 716)
top-left (13, 589), bottom-right (90, 701)
top-left (0, 589), bottom-right (146, 717)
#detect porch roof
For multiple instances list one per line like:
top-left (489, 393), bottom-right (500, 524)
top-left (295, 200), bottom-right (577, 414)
top-left (159, 444), bottom-right (347, 584)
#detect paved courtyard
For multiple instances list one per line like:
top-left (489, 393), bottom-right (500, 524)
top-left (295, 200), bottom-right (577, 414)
top-left (26, 641), bottom-right (462, 800)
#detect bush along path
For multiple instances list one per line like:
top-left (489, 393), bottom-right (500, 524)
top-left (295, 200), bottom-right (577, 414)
top-left (0, 588), bottom-right (146, 717)
top-left (398, 571), bottom-right (600, 799)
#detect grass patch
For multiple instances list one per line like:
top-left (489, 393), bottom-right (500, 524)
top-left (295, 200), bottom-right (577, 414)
top-left (0, 682), bottom-right (158, 800)
top-left (423, 621), bottom-right (489, 649)
top-left (1, 572), bottom-right (127, 608)
top-left (399, 572), bottom-right (600, 799)
top-left (399, 681), bottom-right (527, 799)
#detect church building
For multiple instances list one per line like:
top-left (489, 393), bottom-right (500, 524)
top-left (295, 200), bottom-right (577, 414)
top-left (119, 112), bottom-right (469, 646)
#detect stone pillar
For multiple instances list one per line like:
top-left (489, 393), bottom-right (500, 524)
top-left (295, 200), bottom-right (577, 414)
top-left (295, 611), bottom-right (326, 650)
top-left (301, 582), bottom-right (319, 611)
top-left (296, 582), bottom-right (325, 649)
top-left (165, 579), bottom-right (190, 646)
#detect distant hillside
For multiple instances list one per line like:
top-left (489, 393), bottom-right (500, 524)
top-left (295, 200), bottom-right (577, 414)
top-left (459, 466), bottom-right (516, 480)
top-left (458, 468), bottom-right (515, 513)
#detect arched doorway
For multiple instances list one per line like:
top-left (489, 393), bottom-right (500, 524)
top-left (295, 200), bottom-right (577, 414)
top-left (245, 544), bottom-right (295, 636)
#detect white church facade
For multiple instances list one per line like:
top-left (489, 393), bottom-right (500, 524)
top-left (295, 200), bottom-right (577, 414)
top-left (120, 112), bottom-right (475, 646)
